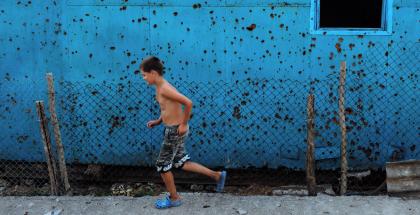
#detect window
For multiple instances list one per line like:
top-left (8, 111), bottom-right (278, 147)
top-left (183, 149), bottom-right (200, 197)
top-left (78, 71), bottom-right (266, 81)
top-left (310, 0), bottom-right (393, 35)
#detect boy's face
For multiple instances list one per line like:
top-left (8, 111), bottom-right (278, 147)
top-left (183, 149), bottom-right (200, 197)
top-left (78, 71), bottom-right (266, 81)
top-left (141, 69), bottom-right (158, 85)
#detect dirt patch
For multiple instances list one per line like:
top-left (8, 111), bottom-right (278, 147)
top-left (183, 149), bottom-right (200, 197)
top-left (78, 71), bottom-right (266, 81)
top-left (1, 161), bottom-right (386, 197)
top-left (1, 184), bottom-right (50, 196)
top-left (229, 184), bottom-right (275, 195)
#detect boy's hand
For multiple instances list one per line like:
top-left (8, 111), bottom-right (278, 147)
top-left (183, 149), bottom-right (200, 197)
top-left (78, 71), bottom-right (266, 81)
top-left (178, 123), bottom-right (189, 136)
top-left (147, 120), bottom-right (161, 128)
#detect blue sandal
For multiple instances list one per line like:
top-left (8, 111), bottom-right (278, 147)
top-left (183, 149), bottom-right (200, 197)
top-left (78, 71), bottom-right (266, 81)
top-left (216, 171), bottom-right (227, 192)
top-left (155, 195), bottom-right (183, 209)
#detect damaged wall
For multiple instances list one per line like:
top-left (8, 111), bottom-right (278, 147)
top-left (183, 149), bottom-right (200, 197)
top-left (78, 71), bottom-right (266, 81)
top-left (0, 0), bottom-right (418, 169)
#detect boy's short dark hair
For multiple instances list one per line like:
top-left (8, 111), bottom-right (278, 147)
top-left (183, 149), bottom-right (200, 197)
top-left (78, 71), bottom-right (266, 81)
top-left (140, 56), bottom-right (164, 75)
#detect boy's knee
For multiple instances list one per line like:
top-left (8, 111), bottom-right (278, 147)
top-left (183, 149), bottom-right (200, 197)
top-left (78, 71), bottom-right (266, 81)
top-left (156, 163), bottom-right (173, 173)
top-left (173, 155), bottom-right (191, 169)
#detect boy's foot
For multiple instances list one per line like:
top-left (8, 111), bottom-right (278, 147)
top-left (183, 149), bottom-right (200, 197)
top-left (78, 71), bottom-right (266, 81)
top-left (216, 171), bottom-right (227, 193)
top-left (155, 195), bottom-right (183, 209)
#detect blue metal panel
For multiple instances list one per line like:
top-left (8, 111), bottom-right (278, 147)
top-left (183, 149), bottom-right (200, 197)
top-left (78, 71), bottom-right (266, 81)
top-left (399, 0), bottom-right (420, 7)
top-left (62, 5), bottom-right (150, 82)
top-left (0, 0), bottom-right (419, 170)
top-left (152, 1), bottom-right (225, 7)
top-left (67, 0), bottom-right (149, 6)
top-left (149, 6), bottom-right (228, 81)
top-left (226, 0), bottom-right (309, 6)
top-left (226, 6), bottom-right (312, 80)
top-left (0, 1), bottom-right (61, 162)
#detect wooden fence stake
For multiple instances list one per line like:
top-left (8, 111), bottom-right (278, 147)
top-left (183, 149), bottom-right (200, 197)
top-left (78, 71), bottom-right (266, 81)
top-left (339, 61), bottom-right (348, 195)
top-left (36, 101), bottom-right (59, 195)
top-left (46, 73), bottom-right (70, 193)
top-left (306, 93), bottom-right (317, 196)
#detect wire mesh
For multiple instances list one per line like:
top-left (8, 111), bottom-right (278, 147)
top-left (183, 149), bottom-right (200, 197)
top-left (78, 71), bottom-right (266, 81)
top-left (1, 42), bottom-right (418, 196)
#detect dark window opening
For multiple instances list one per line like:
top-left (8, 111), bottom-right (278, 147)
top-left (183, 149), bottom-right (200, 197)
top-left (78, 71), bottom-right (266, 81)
top-left (320, 0), bottom-right (383, 28)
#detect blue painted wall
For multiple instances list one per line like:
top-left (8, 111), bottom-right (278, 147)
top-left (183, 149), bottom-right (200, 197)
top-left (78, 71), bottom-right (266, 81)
top-left (1, 0), bottom-right (419, 170)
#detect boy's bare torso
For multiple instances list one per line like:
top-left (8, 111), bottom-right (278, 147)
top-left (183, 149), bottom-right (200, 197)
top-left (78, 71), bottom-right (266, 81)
top-left (156, 81), bottom-right (184, 126)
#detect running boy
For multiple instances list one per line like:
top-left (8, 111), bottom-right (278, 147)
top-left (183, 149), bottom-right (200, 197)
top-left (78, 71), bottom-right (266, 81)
top-left (140, 56), bottom-right (227, 209)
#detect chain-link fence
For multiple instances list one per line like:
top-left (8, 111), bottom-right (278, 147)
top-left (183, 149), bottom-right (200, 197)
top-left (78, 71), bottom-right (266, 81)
top-left (52, 78), bottom-right (311, 194)
top-left (312, 42), bottom-right (419, 194)
top-left (0, 77), bottom-right (51, 196)
top-left (1, 42), bottom-right (419, 196)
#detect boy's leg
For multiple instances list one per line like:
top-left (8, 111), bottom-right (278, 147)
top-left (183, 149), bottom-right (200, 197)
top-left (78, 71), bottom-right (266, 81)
top-left (172, 133), bottom-right (222, 182)
top-left (172, 128), bottom-right (227, 193)
top-left (156, 126), bottom-right (183, 201)
top-left (181, 161), bottom-right (227, 192)
top-left (160, 171), bottom-right (180, 200)
top-left (181, 161), bottom-right (221, 181)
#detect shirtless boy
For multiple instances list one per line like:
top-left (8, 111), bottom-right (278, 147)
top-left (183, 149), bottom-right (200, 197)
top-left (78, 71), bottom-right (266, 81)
top-left (140, 56), bottom-right (227, 209)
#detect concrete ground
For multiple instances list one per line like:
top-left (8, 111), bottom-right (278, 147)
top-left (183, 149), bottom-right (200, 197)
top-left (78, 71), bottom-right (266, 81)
top-left (1, 193), bottom-right (419, 215)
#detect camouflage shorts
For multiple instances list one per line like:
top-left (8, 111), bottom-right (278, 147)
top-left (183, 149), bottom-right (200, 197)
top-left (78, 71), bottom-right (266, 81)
top-left (156, 125), bottom-right (190, 173)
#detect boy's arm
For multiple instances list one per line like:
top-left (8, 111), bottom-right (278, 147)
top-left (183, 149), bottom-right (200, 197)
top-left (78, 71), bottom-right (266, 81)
top-left (147, 114), bottom-right (162, 128)
top-left (161, 86), bottom-right (192, 125)
top-left (156, 115), bottom-right (162, 123)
